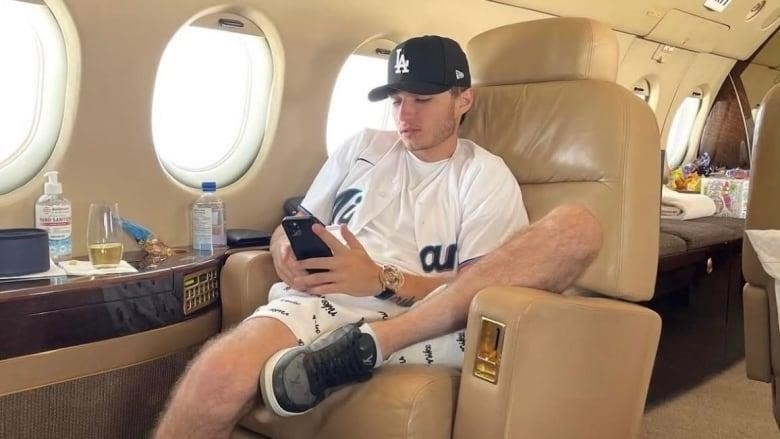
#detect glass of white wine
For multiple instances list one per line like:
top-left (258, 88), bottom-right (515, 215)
top-left (87, 202), bottom-right (123, 268)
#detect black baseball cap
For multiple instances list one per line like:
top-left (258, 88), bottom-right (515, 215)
top-left (368, 35), bottom-right (471, 102)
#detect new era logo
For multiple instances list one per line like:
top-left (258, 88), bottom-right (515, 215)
top-left (455, 69), bottom-right (465, 80)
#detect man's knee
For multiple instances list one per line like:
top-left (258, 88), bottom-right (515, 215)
top-left (542, 204), bottom-right (603, 258)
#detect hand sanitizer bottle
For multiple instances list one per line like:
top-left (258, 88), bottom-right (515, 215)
top-left (35, 171), bottom-right (72, 261)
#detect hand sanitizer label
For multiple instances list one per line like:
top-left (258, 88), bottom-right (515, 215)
top-left (35, 204), bottom-right (72, 239)
top-left (35, 204), bottom-right (72, 259)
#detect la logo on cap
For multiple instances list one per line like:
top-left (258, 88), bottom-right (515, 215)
top-left (394, 48), bottom-right (410, 74)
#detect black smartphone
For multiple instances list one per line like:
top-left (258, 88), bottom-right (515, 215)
top-left (281, 216), bottom-right (332, 273)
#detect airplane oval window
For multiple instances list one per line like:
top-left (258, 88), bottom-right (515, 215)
top-left (326, 39), bottom-right (397, 155)
top-left (0, 0), bottom-right (67, 194)
top-left (665, 88), bottom-right (704, 169)
top-left (151, 14), bottom-right (273, 188)
top-left (632, 78), bottom-right (651, 103)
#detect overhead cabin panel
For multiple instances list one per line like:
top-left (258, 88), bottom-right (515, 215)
top-left (488, 0), bottom-right (780, 59)
top-left (753, 30), bottom-right (780, 68)
top-left (488, 0), bottom-right (662, 38)
top-left (645, 9), bottom-right (730, 53)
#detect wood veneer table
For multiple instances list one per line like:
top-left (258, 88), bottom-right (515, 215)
top-left (0, 248), bottom-right (227, 359)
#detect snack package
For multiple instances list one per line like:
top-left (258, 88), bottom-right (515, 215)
top-left (668, 167), bottom-right (701, 192)
top-left (700, 176), bottom-right (750, 218)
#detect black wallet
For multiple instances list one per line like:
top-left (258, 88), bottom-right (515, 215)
top-left (226, 229), bottom-right (271, 248)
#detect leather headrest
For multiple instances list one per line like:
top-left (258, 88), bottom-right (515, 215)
top-left (467, 17), bottom-right (619, 85)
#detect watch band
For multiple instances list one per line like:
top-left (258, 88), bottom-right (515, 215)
top-left (375, 288), bottom-right (396, 300)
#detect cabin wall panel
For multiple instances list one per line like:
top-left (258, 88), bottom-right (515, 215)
top-left (615, 31), bottom-right (637, 64)
top-left (699, 74), bottom-right (753, 169)
top-left (616, 39), bottom-right (734, 169)
top-left (617, 38), bottom-right (697, 130)
top-left (741, 62), bottom-right (780, 108)
top-left (0, 0), bottom-right (552, 254)
top-left (664, 53), bottom-right (736, 167)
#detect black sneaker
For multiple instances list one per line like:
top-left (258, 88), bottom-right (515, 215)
top-left (260, 323), bottom-right (377, 416)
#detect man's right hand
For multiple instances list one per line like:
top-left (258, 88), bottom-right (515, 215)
top-left (270, 228), bottom-right (309, 288)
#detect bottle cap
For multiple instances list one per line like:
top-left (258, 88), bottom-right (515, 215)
top-left (44, 171), bottom-right (62, 195)
top-left (201, 181), bottom-right (217, 192)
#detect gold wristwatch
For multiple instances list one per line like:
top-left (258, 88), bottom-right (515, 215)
top-left (376, 264), bottom-right (405, 299)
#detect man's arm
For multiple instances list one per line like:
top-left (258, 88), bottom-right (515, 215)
top-left (371, 204), bottom-right (603, 356)
top-left (291, 224), bottom-right (451, 302)
top-left (376, 270), bottom-right (451, 307)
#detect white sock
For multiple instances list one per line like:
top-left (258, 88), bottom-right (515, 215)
top-left (358, 323), bottom-right (383, 368)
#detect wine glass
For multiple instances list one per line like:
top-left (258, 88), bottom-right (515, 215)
top-left (87, 202), bottom-right (123, 268)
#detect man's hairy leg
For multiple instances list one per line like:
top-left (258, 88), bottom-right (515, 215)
top-left (154, 317), bottom-right (296, 439)
top-left (371, 204), bottom-right (603, 357)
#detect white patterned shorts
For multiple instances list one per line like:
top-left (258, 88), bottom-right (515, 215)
top-left (246, 282), bottom-right (466, 368)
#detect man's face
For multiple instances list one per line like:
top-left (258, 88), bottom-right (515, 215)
top-left (389, 89), bottom-right (472, 154)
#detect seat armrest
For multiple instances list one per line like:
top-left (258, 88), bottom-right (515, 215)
top-left (743, 283), bottom-right (773, 382)
top-left (220, 250), bottom-right (280, 330)
top-left (454, 286), bottom-right (661, 439)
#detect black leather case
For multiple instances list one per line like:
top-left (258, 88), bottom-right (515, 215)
top-left (226, 229), bottom-right (271, 248)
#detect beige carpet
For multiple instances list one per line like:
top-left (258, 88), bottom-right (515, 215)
top-left (642, 361), bottom-right (779, 438)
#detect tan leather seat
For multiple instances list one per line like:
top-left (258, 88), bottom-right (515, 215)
top-left (222, 17), bottom-right (662, 439)
top-left (742, 83), bottom-right (780, 427)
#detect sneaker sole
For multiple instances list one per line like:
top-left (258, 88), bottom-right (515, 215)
top-left (259, 348), bottom-right (310, 417)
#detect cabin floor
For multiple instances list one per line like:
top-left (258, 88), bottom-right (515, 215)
top-left (642, 360), bottom-right (777, 438)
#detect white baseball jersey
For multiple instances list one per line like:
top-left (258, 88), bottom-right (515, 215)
top-left (249, 129), bottom-right (528, 349)
top-left (300, 129), bottom-right (528, 276)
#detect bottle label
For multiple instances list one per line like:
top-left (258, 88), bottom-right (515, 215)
top-left (35, 204), bottom-right (72, 260)
top-left (192, 207), bottom-right (213, 250)
top-left (211, 209), bottom-right (226, 246)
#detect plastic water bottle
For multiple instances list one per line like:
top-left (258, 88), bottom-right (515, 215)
top-left (191, 182), bottom-right (226, 250)
top-left (35, 171), bottom-right (72, 261)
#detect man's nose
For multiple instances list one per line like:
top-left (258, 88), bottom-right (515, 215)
top-left (397, 99), bottom-right (415, 121)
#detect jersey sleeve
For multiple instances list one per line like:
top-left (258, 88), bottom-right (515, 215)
top-left (457, 158), bottom-right (529, 267)
top-left (299, 131), bottom-right (364, 224)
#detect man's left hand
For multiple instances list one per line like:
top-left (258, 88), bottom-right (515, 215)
top-left (291, 224), bottom-right (382, 296)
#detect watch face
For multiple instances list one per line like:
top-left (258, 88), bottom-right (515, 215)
top-left (382, 265), bottom-right (404, 291)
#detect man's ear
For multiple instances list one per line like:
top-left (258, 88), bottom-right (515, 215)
top-left (456, 88), bottom-right (474, 115)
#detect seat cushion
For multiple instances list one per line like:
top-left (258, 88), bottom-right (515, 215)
top-left (660, 219), bottom-right (739, 251)
top-left (659, 232), bottom-right (687, 258)
top-left (687, 216), bottom-right (744, 240)
top-left (240, 365), bottom-right (460, 439)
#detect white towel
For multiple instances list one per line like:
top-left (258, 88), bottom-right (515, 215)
top-left (661, 186), bottom-right (716, 220)
top-left (58, 259), bottom-right (138, 276)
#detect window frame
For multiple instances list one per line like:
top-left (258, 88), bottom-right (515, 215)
top-left (0, 0), bottom-right (68, 195)
top-left (150, 12), bottom-right (274, 189)
top-left (325, 38), bottom-right (396, 155)
top-left (632, 78), bottom-right (651, 103)
top-left (665, 88), bottom-right (704, 169)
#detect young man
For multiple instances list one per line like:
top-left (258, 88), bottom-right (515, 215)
top-left (154, 35), bottom-right (529, 439)
top-left (257, 37), bottom-right (602, 418)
